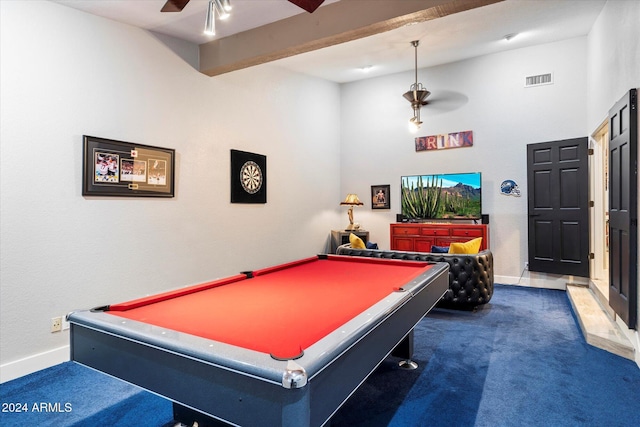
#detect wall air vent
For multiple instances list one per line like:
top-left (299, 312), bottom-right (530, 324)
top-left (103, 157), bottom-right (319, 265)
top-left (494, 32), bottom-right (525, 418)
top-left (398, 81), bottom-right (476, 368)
top-left (525, 73), bottom-right (553, 87)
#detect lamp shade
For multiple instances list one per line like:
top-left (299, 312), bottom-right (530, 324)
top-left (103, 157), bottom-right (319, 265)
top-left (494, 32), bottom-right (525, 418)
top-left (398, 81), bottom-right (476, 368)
top-left (340, 194), bottom-right (363, 206)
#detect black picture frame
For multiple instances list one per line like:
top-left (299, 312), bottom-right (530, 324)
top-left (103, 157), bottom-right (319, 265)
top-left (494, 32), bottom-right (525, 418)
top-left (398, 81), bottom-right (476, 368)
top-left (371, 185), bottom-right (390, 209)
top-left (82, 135), bottom-right (175, 197)
top-left (230, 149), bottom-right (267, 204)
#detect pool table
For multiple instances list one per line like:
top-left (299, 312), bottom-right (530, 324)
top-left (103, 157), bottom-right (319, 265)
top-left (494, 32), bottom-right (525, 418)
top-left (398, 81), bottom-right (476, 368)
top-left (68, 254), bottom-right (448, 427)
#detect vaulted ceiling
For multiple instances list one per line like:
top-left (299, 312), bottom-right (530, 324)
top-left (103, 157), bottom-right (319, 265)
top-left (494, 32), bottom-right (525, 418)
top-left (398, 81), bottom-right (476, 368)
top-left (49, 0), bottom-right (607, 83)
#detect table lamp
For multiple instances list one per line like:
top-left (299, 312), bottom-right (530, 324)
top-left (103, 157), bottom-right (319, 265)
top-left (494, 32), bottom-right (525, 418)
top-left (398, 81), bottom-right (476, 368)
top-left (340, 194), bottom-right (363, 231)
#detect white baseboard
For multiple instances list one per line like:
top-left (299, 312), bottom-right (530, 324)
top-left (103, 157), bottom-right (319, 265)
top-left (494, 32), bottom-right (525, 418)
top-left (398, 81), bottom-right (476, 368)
top-left (0, 346), bottom-right (70, 384)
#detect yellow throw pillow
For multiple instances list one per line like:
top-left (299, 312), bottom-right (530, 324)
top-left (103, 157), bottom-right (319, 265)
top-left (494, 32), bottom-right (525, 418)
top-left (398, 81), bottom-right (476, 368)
top-left (448, 237), bottom-right (482, 254)
top-left (349, 233), bottom-right (366, 249)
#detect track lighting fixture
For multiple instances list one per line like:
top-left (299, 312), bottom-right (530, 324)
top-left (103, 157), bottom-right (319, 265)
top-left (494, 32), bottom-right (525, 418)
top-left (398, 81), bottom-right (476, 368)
top-left (204, 0), bottom-right (232, 36)
top-left (402, 40), bottom-right (430, 133)
top-left (213, 0), bottom-right (230, 19)
top-left (220, 0), bottom-right (232, 12)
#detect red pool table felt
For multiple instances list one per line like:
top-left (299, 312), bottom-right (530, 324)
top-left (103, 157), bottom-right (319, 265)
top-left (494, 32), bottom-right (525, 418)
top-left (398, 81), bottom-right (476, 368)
top-left (107, 256), bottom-right (433, 359)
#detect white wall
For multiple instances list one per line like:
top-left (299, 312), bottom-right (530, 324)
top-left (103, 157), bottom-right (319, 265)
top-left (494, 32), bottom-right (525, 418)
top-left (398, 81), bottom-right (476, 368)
top-left (586, 0), bottom-right (640, 129)
top-left (340, 37), bottom-right (588, 284)
top-left (586, 0), bottom-right (640, 366)
top-left (0, 1), bottom-right (341, 381)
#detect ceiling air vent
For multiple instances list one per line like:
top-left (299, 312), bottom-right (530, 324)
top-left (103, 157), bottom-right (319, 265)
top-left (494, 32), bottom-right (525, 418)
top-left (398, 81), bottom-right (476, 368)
top-left (525, 73), bottom-right (553, 87)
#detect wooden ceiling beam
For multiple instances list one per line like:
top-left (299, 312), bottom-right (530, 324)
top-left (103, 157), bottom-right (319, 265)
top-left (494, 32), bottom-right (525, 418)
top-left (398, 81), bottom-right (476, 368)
top-left (199, 0), bottom-right (503, 77)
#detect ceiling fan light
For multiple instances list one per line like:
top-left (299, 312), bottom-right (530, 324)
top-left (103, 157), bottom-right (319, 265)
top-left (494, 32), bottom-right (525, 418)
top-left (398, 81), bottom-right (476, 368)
top-left (204, 1), bottom-right (215, 35)
top-left (409, 117), bottom-right (421, 133)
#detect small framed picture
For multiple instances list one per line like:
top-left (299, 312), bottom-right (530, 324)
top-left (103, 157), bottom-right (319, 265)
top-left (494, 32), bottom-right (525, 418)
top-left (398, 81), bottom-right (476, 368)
top-left (82, 135), bottom-right (175, 197)
top-left (371, 185), bottom-right (390, 209)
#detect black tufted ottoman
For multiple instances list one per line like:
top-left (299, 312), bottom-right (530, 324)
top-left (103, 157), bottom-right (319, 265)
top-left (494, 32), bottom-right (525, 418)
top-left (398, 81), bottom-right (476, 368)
top-left (336, 244), bottom-right (494, 309)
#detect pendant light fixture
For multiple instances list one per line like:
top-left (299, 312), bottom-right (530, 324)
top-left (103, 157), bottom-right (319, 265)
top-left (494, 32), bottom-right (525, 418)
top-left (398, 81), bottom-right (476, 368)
top-left (402, 40), bottom-right (430, 133)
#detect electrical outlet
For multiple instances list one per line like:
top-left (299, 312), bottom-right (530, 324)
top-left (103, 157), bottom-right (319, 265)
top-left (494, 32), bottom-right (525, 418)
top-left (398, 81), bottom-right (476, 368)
top-left (524, 261), bottom-right (529, 270)
top-left (51, 316), bottom-right (62, 333)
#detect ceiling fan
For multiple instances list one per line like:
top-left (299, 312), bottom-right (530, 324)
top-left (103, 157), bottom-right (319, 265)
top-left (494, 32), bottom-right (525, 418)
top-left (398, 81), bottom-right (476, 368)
top-left (161, 0), bottom-right (326, 14)
top-left (402, 40), bottom-right (467, 131)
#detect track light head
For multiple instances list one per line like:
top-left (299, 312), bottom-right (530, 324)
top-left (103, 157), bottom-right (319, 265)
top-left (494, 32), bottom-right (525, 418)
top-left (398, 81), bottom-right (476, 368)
top-left (214, 0), bottom-right (230, 19)
top-left (204, 0), bottom-right (215, 35)
top-left (204, 0), bottom-right (232, 35)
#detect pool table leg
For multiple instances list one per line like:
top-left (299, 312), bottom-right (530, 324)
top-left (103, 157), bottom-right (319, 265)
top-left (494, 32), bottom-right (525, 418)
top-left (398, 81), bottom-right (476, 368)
top-left (391, 330), bottom-right (418, 370)
top-left (172, 403), bottom-right (231, 427)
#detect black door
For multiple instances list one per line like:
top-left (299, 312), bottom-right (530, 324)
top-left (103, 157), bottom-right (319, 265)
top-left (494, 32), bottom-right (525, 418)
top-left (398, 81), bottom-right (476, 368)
top-left (608, 89), bottom-right (637, 329)
top-left (527, 138), bottom-right (589, 277)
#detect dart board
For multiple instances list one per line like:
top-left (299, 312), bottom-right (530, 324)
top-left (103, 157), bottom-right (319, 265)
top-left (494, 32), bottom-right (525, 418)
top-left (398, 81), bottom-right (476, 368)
top-left (230, 150), bottom-right (267, 203)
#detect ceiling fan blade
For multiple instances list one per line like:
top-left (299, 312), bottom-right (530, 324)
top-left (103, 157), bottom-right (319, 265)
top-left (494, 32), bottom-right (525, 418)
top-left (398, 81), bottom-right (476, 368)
top-left (161, 0), bottom-right (191, 13)
top-left (287, 0), bottom-right (326, 13)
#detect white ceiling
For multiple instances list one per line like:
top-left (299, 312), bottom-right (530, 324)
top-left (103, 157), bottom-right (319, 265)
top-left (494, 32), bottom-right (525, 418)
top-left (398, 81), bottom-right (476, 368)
top-left (49, 0), bottom-right (607, 83)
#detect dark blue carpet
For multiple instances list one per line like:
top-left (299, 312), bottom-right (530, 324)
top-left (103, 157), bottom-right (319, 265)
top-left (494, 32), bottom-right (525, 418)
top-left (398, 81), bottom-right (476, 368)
top-left (2, 285), bottom-right (639, 426)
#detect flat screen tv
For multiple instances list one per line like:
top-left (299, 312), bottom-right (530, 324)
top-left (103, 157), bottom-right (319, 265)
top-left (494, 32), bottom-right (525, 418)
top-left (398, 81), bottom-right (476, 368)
top-left (401, 172), bottom-right (482, 220)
